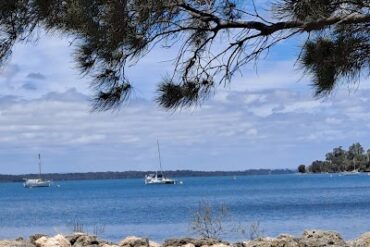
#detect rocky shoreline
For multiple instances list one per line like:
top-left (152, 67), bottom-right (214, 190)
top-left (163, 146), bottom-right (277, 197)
top-left (1, 230), bottom-right (370, 247)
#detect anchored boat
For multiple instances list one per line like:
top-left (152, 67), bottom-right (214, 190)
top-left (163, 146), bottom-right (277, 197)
top-left (145, 140), bottom-right (176, 185)
top-left (145, 173), bottom-right (176, 184)
top-left (24, 154), bottom-right (51, 188)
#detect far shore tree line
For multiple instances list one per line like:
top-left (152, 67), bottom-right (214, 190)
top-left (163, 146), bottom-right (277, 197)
top-left (298, 143), bottom-right (370, 173)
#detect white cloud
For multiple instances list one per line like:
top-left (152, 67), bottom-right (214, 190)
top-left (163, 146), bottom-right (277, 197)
top-left (278, 100), bottom-right (329, 113)
top-left (248, 103), bottom-right (280, 117)
top-left (0, 85), bottom-right (369, 174)
top-left (0, 32), bottom-right (370, 173)
top-left (325, 117), bottom-right (342, 125)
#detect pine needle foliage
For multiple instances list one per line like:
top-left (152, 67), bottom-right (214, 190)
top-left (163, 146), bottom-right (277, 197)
top-left (0, 0), bottom-right (369, 110)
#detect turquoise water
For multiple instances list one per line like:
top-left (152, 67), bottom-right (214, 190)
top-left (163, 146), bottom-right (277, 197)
top-left (0, 174), bottom-right (370, 241)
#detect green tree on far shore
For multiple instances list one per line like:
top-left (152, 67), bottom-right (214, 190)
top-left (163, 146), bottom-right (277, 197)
top-left (298, 164), bottom-right (306, 173)
top-left (325, 146), bottom-right (346, 172)
top-left (367, 149), bottom-right (370, 163)
top-left (347, 143), bottom-right (366, 170)
top-left (300, 143), bottom-right (370, 173)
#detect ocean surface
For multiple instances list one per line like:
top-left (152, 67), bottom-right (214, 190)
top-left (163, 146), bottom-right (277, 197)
top-left (1, 174), bottom-right (370, 241)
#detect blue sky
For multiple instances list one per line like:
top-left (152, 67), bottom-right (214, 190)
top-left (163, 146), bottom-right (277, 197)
top-left (0, 28), bottom-right (369, 174)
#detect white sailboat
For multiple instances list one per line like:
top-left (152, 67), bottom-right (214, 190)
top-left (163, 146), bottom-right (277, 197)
top-left (342, 160), bottom-right (360, 176)
top-left (145, 140), bottom-right (176, 185)
top-left (342, 169), bottom-right (360, 176)
top-left (24, 154), bottom-right (51, 188)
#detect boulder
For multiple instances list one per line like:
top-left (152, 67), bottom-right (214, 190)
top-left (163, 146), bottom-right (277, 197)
top-left (35, 235), bottom-right (71, 247)
top-left (65, 234), bottom-right (85, 246)
top-left (162, 238), bottom-right (195, 247)
top-left (30, 235), bottom-right (48, 245)
top-left (231, 243), bottom-right (245, 247)
top-left (100, 244), bottom-right (119, 247)
top-left (209, 244), bottom-right (229, 247)
top-left (35, 237), bottom-right (47, 247)
top-left (119, 236), bottom-right (159, 247)
top-left (162, 238), bottom-right (229, 247)
top-left (298, 230), bottom-right (348, 247)
top-left (196, 239), bottom-right (229, 247)
top-left (349, 232), bottom-right (370, 247)
top-left (72, 235), bottom-right (99, 247)
top-left (243, 234), bottom-right (299, 247)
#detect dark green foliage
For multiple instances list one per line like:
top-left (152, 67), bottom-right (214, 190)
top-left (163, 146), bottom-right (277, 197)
top-left (302, 32), bottom-right (369, 97)
top-left (278, 0), bottom-right (370, 97)
top-left (0, 0), bottom-right (369, 110)
top-left (302, 39), bottom-right (337, 96)
top-left (298, 164), bottom-right (306, 173)
top-left (276, 0), bottom-right (339, 21)
top-left (306, 143), bottom-right (370, 173)
top-left (93, 83), bottom-right (132, 110)
top-left (157, 78), bottom-right (213, 109)
top-left (308, 160), bottom-right (330, 173)
top-left (0, 0), bottom-right (182, 110)
top-left (275, 0), bottom-right (369, 98)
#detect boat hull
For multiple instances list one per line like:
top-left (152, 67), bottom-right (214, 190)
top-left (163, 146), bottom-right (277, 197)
top-left (341, 171), bottom-right (360, 176)
top-left (23, 179), bottom-right (51, 188)
top-left (144, 174), bottom-right (176, 185)
top-left (145, 180), bottom-right (176, 185)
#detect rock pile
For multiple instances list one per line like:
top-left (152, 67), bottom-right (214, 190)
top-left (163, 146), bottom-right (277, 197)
top-left (0, 230), bottom-right (368, 247)
top-left (241, 230), bottom-right (350, 247)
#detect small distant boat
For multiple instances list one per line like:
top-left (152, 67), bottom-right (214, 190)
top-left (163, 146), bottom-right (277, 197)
top-left (24, 154), bottom-right (51, 188)
top-left (342, 170), bottom-right (360, 176)
top-left (145, 140), bottom-right (176, 185)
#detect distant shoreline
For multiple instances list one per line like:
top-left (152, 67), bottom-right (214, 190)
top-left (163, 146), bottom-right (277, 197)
top-left (0, 169), bottom-right (294, 183)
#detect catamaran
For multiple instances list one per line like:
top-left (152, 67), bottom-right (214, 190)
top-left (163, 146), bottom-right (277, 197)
top-left (145, 140), bottom-right (176, 185)
top-left (24, 154), bottom-right (51, 188)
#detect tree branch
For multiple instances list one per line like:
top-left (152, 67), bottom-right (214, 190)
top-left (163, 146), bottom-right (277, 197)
top-left (216, 13), bottom-right (370, 34)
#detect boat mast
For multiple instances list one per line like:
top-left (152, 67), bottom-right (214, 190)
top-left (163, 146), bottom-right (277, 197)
top-left (157, 139), bottom-right (163, 175)
top-left (38, 153), bottom-right (42, 179)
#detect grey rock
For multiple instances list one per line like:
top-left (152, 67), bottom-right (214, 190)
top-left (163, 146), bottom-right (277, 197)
top-left (231, 242), bottom-right (245, 247)
top-left (298, 230), bottom-right (348, 247)
top-left (119, 236), bottom-right (159, 247)
top-left (35, 235), bottom-right (71, 247)
top-left (72, 235), bottom-right (99, 247)
top-left (163, 238), bottom-right (229, 247)
top-left (349, 232), bottom-right (370, 247)
top-left (243, 234), bottom-right (299, 247)
top-left (30, 235), bottom-right (48, 246)
top-left (162, 238), bottom-right (195, 247)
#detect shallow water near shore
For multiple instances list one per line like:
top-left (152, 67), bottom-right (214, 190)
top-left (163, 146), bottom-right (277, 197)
top-left (1, 174), bottom-right (370, 242)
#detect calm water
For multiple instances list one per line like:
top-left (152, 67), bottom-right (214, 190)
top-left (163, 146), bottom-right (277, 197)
top-left (1, 174), bottom-right (370, 241)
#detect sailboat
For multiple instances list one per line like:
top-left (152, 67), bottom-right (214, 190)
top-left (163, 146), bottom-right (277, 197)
top-left (144, 140), bottom-right (176, 185)
top-left (342, 159), bottom-right (360, 176)
top-left (342, 169), bottom-right (360, 176)
top-left (23, 154), bottom-right (51, 188)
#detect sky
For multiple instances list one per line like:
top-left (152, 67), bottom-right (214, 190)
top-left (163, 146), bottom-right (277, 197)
top-left (0, 26), bottom-right (369, 174)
